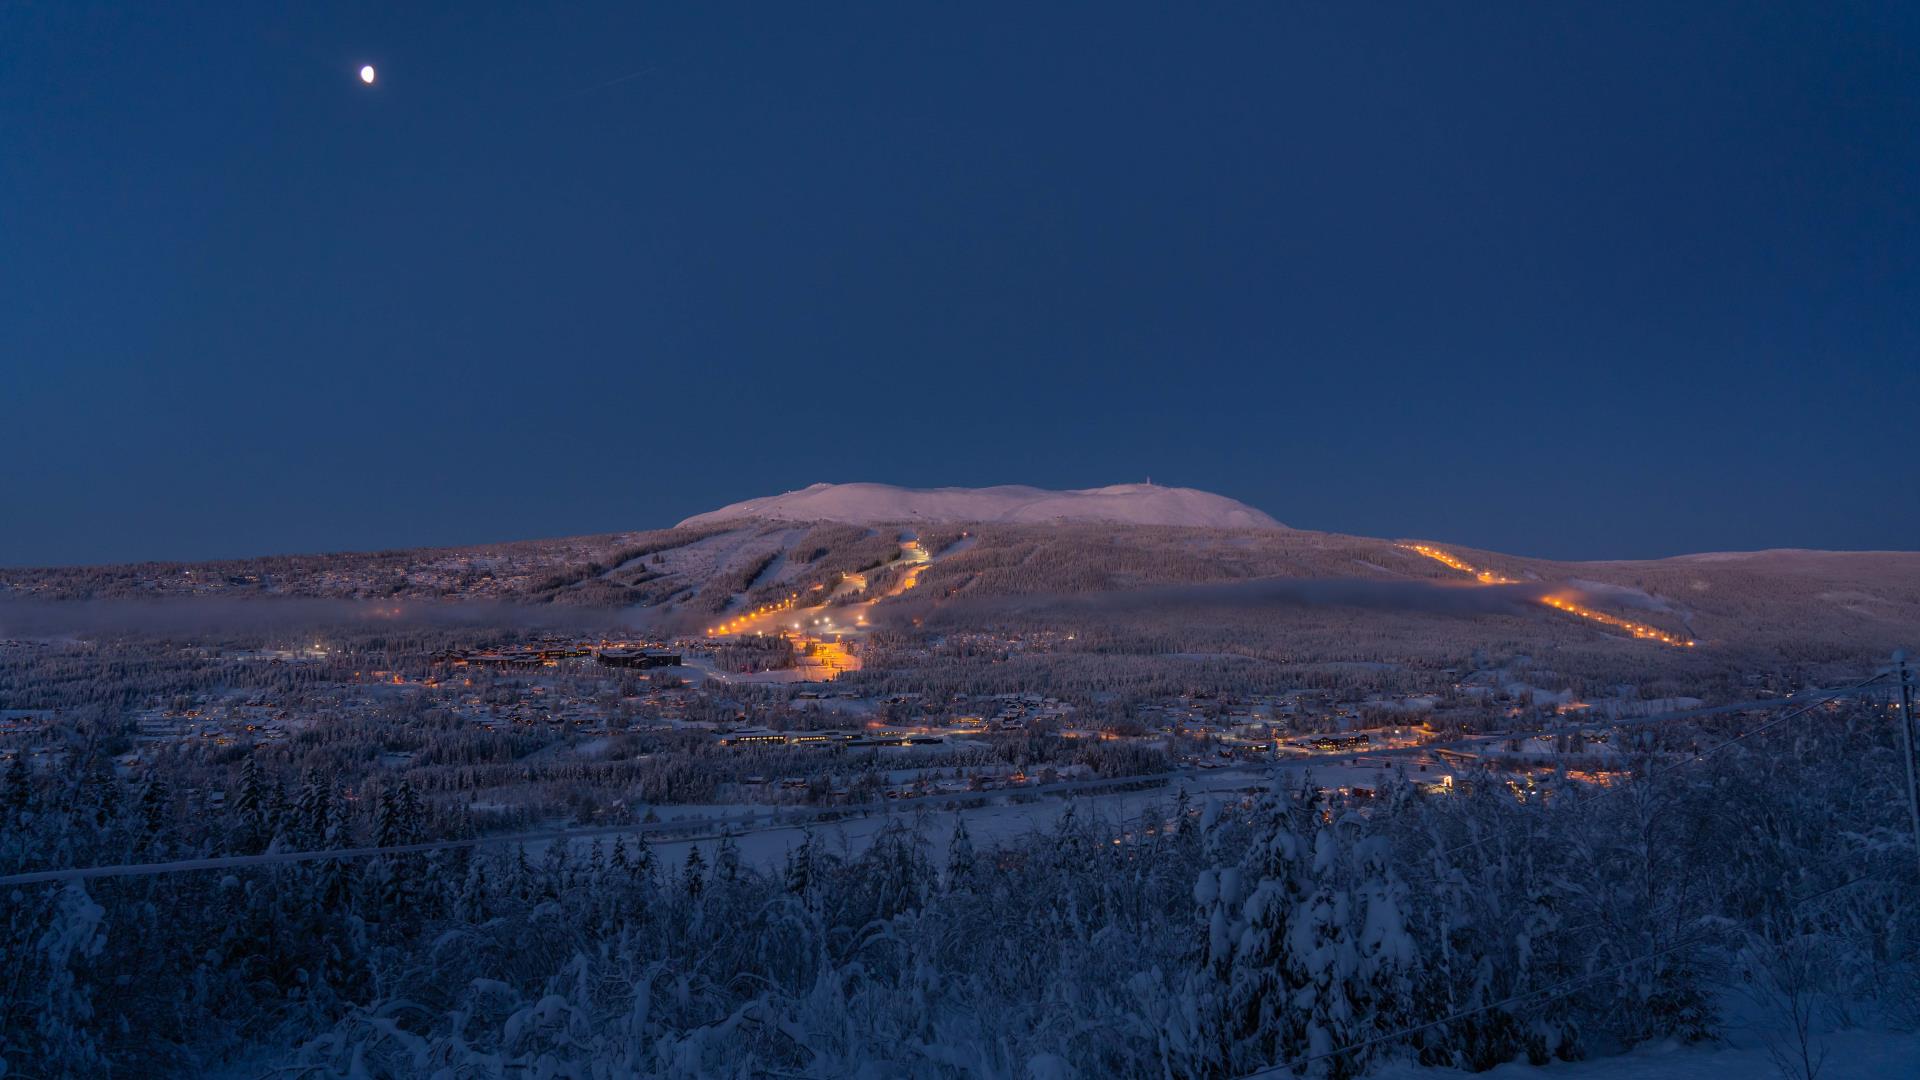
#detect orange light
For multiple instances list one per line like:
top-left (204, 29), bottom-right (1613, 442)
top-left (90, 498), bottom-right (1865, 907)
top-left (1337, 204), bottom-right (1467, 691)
top-left (1401, 543), bottom-right (1695, 648)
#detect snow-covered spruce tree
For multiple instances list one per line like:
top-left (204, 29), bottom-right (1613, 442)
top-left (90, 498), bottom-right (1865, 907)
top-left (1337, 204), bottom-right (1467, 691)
top-left (629, 831), bottom-right (660, 891)
top-left (365, 780), bottom-right (429, 931)
top-left (609, 834), bottom-right (631, 879)
top-left (1566, 759), bottom-right (1718, 1048)
top-left (455, 853), bottom-right (492, 924)
top-left (316, 791), bottom-right (356, 910)
top-left (2, 882), bottom-right (108, 1075)
top-left (844, 817), bottom-right (935, 926)
top-left (1288, 825), bottom-right (1361, 1078)
top-left (1409, 776), bottom-right (1516, 1069)
top-left (538, 831), bottom-right (572, 902)
top-left (290, 768), bottom-right (330, 852)
top-left (230, 754), bottom-right (269, 854)
top-left (682, 843), bottom-right (707, 898)
top-left (785, 827), bottom-right (822, 900)
top-left (715, 827), bottom-right (742, 886)
top-left (135, 769), bottom-right (176, 859)
top-left (1223, 781), bottom-right (1312, 1073)
top-left (1177, 856), bottom-right (1245, 1073)
top-left (1346, 825), bottom-right (1416, 1072)
top-left (76, 752), bottom-right (121, 833)
top-left (945, 815), bottom-right (976, 892)
top-left (587, 837), bottom-right (607, 889)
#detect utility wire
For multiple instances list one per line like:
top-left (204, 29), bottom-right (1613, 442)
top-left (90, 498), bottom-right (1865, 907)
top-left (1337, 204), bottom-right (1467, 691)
top-left (0, 679), bottom-right (1893, 888)
top-left (0, 768), bottom-right (1176, 887)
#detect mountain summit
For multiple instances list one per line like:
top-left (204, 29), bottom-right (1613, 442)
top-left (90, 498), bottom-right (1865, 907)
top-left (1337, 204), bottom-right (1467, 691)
top-left (677, 482), bottom-right (1285, 530)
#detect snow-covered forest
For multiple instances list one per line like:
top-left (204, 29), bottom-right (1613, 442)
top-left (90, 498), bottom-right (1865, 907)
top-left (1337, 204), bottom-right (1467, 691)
top-left (3, 696), bottom-right (1912, 1077)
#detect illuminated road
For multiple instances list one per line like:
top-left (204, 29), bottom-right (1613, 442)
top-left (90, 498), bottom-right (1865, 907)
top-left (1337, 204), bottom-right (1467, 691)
top-left (1402, 543), bottom-right (1696, 648)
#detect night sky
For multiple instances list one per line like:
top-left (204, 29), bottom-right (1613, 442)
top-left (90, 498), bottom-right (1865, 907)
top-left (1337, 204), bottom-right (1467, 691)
top-left (5, 3), bottom-right (1915, 566)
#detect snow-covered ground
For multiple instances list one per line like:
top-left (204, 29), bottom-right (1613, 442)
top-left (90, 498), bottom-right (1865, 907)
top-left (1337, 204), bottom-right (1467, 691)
top-left (619, 759), bottom-right (1436, 873)
top-left (1377, 1026), bottom-right (1918, 1080)
top-left (677, 481), bottom-right (1285, 529)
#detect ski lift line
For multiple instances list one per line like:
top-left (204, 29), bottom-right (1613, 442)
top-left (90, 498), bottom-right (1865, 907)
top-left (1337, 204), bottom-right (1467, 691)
top-left (1234, 875), bottom-right (1874, 1080)
top-left (0, 768), bottom-right (1182, 888)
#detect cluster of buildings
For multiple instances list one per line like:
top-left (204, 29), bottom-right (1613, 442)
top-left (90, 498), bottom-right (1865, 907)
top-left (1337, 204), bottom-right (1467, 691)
top-left (113, 699), bottom-right (303, 768)
top-left (433, 639), bottom-right (682, 671)
top-left (717, 728), bottom-right (947, 750)
top-left (946, 692), bottom-right (1076, 730)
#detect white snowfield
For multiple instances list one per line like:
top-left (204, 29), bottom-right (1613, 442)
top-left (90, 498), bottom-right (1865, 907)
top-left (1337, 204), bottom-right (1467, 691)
top-left (677, 481), bottom-right (1286, 529)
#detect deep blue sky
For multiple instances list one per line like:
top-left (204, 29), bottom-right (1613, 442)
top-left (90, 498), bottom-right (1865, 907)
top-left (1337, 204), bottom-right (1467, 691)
top-left (4, 3), bottom-right (1915, 566)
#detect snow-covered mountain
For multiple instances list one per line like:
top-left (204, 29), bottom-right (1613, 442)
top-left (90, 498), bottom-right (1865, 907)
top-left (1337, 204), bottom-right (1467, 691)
top-left (677, 482), bottom-right (1285, 530)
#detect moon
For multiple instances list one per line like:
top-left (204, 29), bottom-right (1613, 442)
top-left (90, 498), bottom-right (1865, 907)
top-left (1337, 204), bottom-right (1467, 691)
top-left (359, 65), bottom-right (376, 85)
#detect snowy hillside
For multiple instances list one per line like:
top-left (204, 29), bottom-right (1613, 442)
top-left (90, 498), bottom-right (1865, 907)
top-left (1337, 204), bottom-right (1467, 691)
top-left (677, 482), bottom-right (1285, 529)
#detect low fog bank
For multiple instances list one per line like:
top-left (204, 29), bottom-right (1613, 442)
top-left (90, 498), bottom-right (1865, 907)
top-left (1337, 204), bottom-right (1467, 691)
top-left (881, 576), bottom-right (1556, 627)
top-left (0, 597), bottom-right (647, 638)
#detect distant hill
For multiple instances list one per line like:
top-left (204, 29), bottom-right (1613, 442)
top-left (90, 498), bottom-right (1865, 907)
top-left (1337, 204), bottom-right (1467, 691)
top-left (4, 485), bottom-right (1916, 673)
top-left (677, 482), bottom-right (1285, 530)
